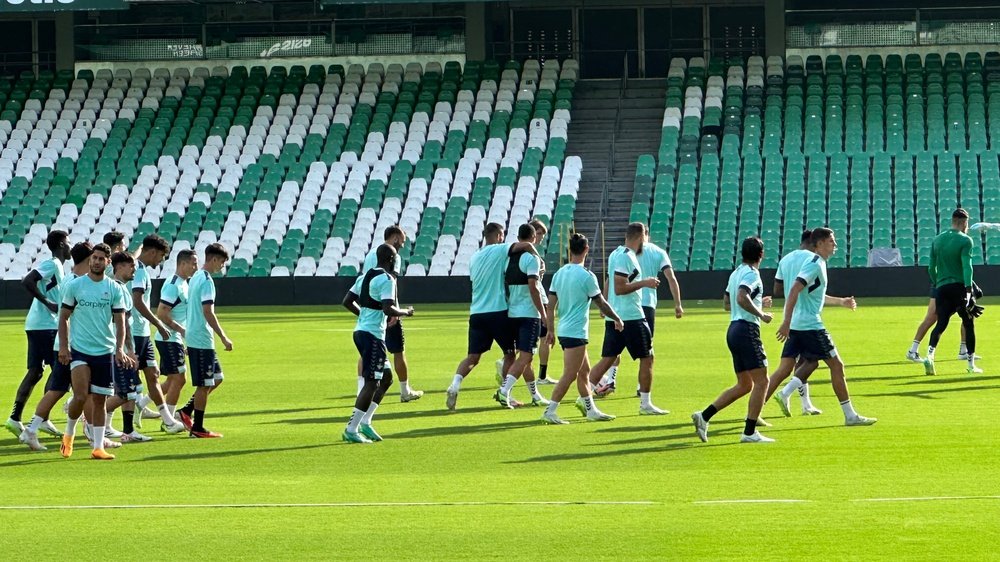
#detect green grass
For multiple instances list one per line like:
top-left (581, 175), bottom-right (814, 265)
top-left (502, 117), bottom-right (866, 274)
top-left (2, 298), bottom-right (1000, 559)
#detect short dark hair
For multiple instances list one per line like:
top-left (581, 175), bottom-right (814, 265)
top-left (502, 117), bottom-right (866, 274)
top-left (376, 243), bottom-right (396, 265)
top-left (529, 218), bottom-right (548, 236)
top-left (177, 249), bottom-right (197, 264)
top-left (484, 223), bottom-right (504, 239)
top-left (46, 230), bottom-right (68, 252)
top-left (810, 227), bottom-right (834, 246)
top-left (92, 243), bottom-right (112, 257)
top-left (626, 222), bottom-right (645, 240)
top-left (103, 231), bottom-right (125, 247)
top-left (569, 232), bottom-right (588, 255)
top-left (517, 223), bottom-right (536, 242)
top-left (111, 251), bottom-right (135, 268)
top-left (70, 242), bottom-right (94, 265)
top-left (741, 237), bottom-right (764, 263)
top-left (953, 208), bottom-right (970, 220)
top-left (384, 225), bottom-right (405, 241)
top-left (800, 229), bottom-right (813, 243)
top-left (142, 234), bottom-right (169, 253)
top-left (205, 243), bottom-right (229, 261)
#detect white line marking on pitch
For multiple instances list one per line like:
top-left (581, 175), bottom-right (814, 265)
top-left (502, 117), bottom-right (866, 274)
top-left (853, 495), bottom-right (1000, 503)
top-left (692, 499), bottom-right (811, 505)
top-left (0, 500), bottom-right (657, 511)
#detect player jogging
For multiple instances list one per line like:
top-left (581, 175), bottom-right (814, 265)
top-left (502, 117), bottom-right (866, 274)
top-left (540, 233), bottom-right (621, 424)
top-left (692, 237), bottom-right (775, 443)
top-left (586, 222), bottom-right (667, 415)
top-left (18, 242), bottom-right (92, 451)
top-left (176, 243), bottom-right (233, 438)
top-left (342, 244), bottom-right (414, 443)
top-left (6, 230), bottom-right (71, 438)
top-left (154, 249), bottom-right (198, 434)
top-left (361, 226), bottom-right (423, 403)
top-left (445, 223), bottom-right (535, 410)
top-left (58, 243), bottom-right (135, 460)
top-left (774, 228), bottom-right (876, 426)
top-left (923, 209), bottom-right (980, 375)
top-left (104, 252), bottom-right (152, 443)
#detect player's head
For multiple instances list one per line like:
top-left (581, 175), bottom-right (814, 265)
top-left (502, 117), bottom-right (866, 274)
top-left (176, 249), bottom-right (199, 279)
top-left (70, 242), bottom-right (94, 266)
top-left (517, 223), bottom-right (536, 242)
top-left (800, 229), bottom-right (813, 249)
top-left (112, 251), bottom-right (136, 282)
top-left (529, 218), bottom-right (548, 244)
top-left (810, 227), bottom-right (837, 259)
top-left (204, 243), bottom-right (230, 273)
top-left (953, 208), bottom-right (970, 232)
top-left (46, 230), bottom-right (70, 260)
top-left (741, 236), bottom-right (764, 265)
top-left (484, 222), bottom-right (504, 244)
top-left (383, 225), bottom-right (406, 250)
top-left (103, 231), bottom-right (126, 253)
top-left (569, 232), bottom-right (589, 258)
top-left (625, 222), bottom-right (645, 253)
top-left (91, 243), bottom-right (112, 275)
top-left (376, 243), bottom-right (397, 270)
top-left (140, 234), bottom-right (170, 267)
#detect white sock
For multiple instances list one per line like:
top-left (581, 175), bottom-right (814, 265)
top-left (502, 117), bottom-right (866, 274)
top-left (526, 380), bottom-right (540, 399)
top-left (545, 401), bottom-right (559, 415)
top-left (137, 394), bottom-right (151, 409)
top-left (969, 357), bottom-right (977, 369)
top-left (91, 425), bottom-right (104, 450)
top-left (361, 403), bottom-right (379, 425)
top-left (607, 366), bottom-right (618, 384)
top-left (106, 411), bottom-right (115, 431)
top-left (450, 374), bottom-right (464, 390)
top-left (780, 376), bottom-right (805, 400)
top-left (927, 346), bottom-right (936, 359)
top-left (798, 383), bottom-right (814, 408)
top-left (582, 396), bottom-right (595, 411)
top-left (400, 380), bottom-right (411, 394)
top-left (639, 392), bottom-right (651, 408)
top-left (356, 376), bottom-right (365, 396)
top-left (960, 341), bottom-right (968, 355)
top-left (346, 408), bottom-right (365, 432)
top-left (158, 404), bottom-right (173, 424)
top-left (28, 415), bottom-right (43, 432)
top-left (909, 340), bottom-right (920, 354)
top-left (65, 417), bottom-right (79, 437)
top-left (501, 374), bottom-right (517, 395)
top-left (840, 399), bottom-right (858, 419)
top-left (166, 403), bottom-right (177, 417)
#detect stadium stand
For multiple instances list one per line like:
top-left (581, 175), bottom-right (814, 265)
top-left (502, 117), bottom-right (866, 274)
top-left (0, 59), bottom-right (580, 280)
top-left (633, 52), bottom-right (1000, 272)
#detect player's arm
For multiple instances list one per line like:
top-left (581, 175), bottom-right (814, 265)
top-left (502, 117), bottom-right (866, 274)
top-left (723, 291), bottom-right (731, 311)
top-left (203, 302), bottom-right (233, 351)
top-left (773, 279), bottom-right (784, 299)
top-left (113, 310), bottom-right (134, 368)
top-left (737, 286), bottom-right (771, 323)
top-left (962, 238), bottom-right (974, 295)
top-left (156, 302), bottom-right (185, 338)
top-left (824, 294), bottom-right (857, 309)
top-left (662, 267), bottom-right (683, 318)
top-left (593, 293), bottom-right (624, 332)
top-left (544, 293), bottom-right (557, 346)
top-left (21, 269), bottom-right (57, 313)
top-left (380, 300), bottom-right (414, 318)
top-left (57, 306), bottom-right (72, 364)
top-left (509, 241), bottom-right (538, 256)
top-left (342, 290), bottom-right (361, 316)
top-left (777, 280), bottom-right (805, 341)
top-left (527, 274), bottom-right (546, 322)
top-left (614, 272), bottom-right (656, 296)
top-left (927, 242), bottom-right (938, 287)
top-left (133, 287), bottom-right (168, 334)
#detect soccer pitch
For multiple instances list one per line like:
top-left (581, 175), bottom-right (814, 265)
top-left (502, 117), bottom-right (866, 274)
top-left (2, 298), bottom-right (999, 559)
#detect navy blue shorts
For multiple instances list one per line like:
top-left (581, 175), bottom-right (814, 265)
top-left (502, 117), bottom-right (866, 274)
top-left (781, 329), bottom-right (838, 361)
top-left (558, 337), bottom-right (588, 350)
top-left (188, 347), bottom-right (223, 388)
top-left (511, 317), bottom-right (541, 354)
top-left (727, 320), bottom-right (768, 373)
top-left (26, 330), bottom-right (57, 370)
top-left (69, 349), bottom-right (114, 396)
top-left (386, 320), bottom-right (404, 354)
top-left (643, 306), bottom-right (656, 337)
top-left (353, 330), bottom-right (388, 380)
top-left (467, 311), bottom-right (515, 355)
top-left (114, 361), bottom-right (143, 400)
top-left (44, 351), bottom-right (72, 393)
top-left (133, 336), bottom-right (157, 371)
top-left (601, 319), bottom-right (653, 360)
top-left (155, 340), bottom-right (187, 375)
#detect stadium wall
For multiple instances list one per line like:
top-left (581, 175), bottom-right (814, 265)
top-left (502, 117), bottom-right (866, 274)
top-left (3, 266), bottom-right (998, 309)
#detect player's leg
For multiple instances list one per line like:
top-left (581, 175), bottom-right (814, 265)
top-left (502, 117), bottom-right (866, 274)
top-left (631, 321), bottom-right (665, 415)
top-left (345, 332), bottom-right (384, 443)
top-left (541, 341), bottom-right (582, 424)
top-left (589, 321), bottom-right (625, 390)
top-left (775, 357), bottom-right (821, 414)
top-left (574, 351), bottom-right (613, 419)
top-left (20, 355), bottom-right (71, 451)
top-left (908, 298), bottom-right (937, 360)
top-left (7, 330), bottom-right (56, 436)
top-left (497, 319), bottom-right (538, 408)
top-left (185, 349), bottom-right (223, 438)
top-left (957, 303), bottom-right (979, 372)
top-left (536, 328), bottom-right (552, 383)
top-left (926, 285), bottom-right (962, 374)
top-left (358, 363), bottom-right (393, 442)
top-left (387, 321), bottom-right (421, 402)
top-left (84, 355), bottom-right (115, 458)
top-left (63, 363), bottom-right (92, 456)
top-left (818, 337), bottom-right (876, 425)
top-left (156, 341), bottom-right (187, 426)
top-left (740, 366), bottom-right (773, 442)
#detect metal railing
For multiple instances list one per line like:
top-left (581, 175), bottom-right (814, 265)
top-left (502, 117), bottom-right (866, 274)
top-left (0, 50), bottom-right (56, 77)
top-left (786, 5), bottom-right (1000, 48)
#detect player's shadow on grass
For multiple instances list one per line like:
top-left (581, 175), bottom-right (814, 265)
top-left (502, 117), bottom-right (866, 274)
top-left (858, 384), bottom-right (1000, 400)
top-left (211, 406), bottom-right (331, 419)
top-left (138, 443), bottom-right (335, 462)
top-left (388, 420), bottom-right (541, 439)
top-left (0, 454), bottom-right (67, 468)
top-left (893, 374), bottom-right (1000, 385)
top-left (508, 441), bottom-right (734, 463)
top-left (272, 405), bottom-right (499, 425)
